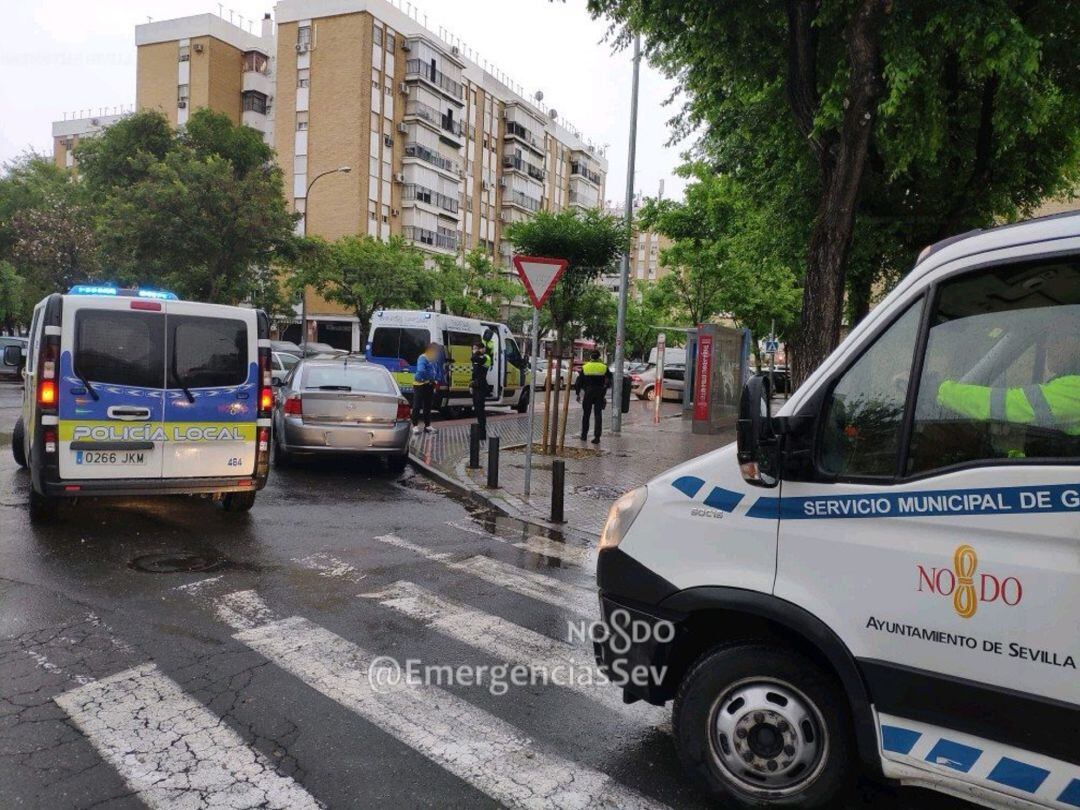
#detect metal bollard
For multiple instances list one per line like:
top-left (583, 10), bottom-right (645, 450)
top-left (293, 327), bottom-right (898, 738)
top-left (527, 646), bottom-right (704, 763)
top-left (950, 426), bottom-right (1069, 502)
top-left (486, 436), bottom-right (500, 488)
top-left (468, 423), bottom-right (481, 469)
top-left (551, 459), bottom-right (565, 523)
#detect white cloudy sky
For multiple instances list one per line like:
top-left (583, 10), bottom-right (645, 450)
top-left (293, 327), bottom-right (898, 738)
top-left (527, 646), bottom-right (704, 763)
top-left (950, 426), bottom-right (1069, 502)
top-left (0, 0), bottom-right (690, 202)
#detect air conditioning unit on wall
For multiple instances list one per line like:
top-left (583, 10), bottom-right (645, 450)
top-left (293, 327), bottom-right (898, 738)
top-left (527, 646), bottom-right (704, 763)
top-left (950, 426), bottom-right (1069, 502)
top-left (193, 43), bottom-right (204, 53)
top-left (396, 122), bottom-right (408, 133)
top-left (393, 173), bottom-right (405, 183)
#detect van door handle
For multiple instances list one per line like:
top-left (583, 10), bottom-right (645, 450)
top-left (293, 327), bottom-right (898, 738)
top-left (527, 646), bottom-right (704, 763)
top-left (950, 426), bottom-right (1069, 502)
top-left (107, 406), bottom-right (152, 421)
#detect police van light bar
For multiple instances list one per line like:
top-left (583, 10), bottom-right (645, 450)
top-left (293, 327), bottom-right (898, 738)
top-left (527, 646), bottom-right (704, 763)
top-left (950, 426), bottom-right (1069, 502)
top-left (69, 285), bottom-right (178, 300)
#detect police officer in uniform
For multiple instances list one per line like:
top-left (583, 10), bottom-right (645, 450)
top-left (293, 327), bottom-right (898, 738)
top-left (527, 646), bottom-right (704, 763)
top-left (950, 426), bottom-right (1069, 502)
top-left (575, 350), bottom-right (613, 444)
top-left (470, 340), bottom-right (490, 441)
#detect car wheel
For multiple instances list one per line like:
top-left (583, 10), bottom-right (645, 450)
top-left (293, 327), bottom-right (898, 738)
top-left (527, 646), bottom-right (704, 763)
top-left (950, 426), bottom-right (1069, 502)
top-left (273, 434), bottom-right (292, 467)
top-left (673, 643), bottom-right (855, 809)
top-left (515, 389), bottom-right (530, 413)
top-left (386, 454), bottom-right (408, 475)
top-left (221, 491), bottom-right (257, 512)
top-left (644, 386), bottom-right (656, 401)
top-left (12, 416), bottom-right (27, 468)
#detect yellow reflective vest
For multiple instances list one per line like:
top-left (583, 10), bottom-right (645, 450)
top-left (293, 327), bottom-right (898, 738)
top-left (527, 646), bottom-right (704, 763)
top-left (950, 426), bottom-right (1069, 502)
top-left (937, 375), bottom-right (1080, 436)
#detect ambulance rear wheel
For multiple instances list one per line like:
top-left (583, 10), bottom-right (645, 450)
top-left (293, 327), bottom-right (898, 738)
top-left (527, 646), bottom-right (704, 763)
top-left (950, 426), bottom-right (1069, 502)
top-left (673, 643), bottom-right (855, 808)
top-left (515, 390), bottom-right (529, 413)
top-left (222, 491), bottom-right (256, 512)
top-left (12, 416), bottom-right (27, 468)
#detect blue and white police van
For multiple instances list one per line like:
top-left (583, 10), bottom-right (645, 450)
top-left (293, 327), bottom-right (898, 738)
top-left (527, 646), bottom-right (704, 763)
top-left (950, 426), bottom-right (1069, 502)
top-left (595, 212), bottom-right (1079, 809)
top-left (10, 286), bottom-right (273, 517)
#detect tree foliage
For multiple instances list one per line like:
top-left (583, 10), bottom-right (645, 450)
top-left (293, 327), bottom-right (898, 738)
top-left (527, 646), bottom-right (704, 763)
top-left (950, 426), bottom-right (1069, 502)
top-left (588, 0), bottom-right (1080, 383)
top-left (435, 248), bottom-right (518, 320)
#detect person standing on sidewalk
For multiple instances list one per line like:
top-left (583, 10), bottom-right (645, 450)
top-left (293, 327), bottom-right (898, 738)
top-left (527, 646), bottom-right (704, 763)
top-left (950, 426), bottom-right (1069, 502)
top-left (470, 340), bottom-right (490, 441)
top-left (411, 343), bottom-right (440, 434)
top-left (576, 350), bottom-right (613, 444)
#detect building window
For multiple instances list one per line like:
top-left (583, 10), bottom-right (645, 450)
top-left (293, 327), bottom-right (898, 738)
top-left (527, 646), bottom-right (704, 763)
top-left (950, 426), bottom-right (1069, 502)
top-left (242, 91), bottom-right (268, 114)
top-left (179, 45), bottom-right (190, 62)
top-left (297, 112), bottom-right (308, 130)
top-left (177, 84), bottom-right (189, 103)
top-left (243, 51), bottom-right (268, 73)
top-left (298, 68), bottom-right (310, 88)
top-left (373, 25), bottom-right (383, 47)
top-left (298, 26), bottom-right (312, 47)
top-left (386, 31), bottom-right (395, 51)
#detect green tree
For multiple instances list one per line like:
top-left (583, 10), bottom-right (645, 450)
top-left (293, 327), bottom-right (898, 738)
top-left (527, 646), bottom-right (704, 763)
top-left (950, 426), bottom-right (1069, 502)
top-left (623, 280), bottom-right (672, 360)
top-left (588, 0), bottom-right (1080, 384)
top-left (435, 248), bottom-right (518, 319)
top-left (74, 110), bottom-right (173, 195)
top-left (9, 188), bottom-right (100, 295)
top-left (575, 284), bottom-right (618, 347)
top-left (0, 261), bottom-right (28, 333)
top-left (0, 154), bottom-right (75, 262)
top-left (295, 235), bottom-right (429, 338)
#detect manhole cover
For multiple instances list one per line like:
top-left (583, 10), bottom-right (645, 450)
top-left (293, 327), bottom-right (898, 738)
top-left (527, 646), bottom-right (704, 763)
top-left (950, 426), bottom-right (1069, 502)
top-left (572, 485), bottom-right (625, 500)
top-left (130, 553), bottom-right (228, 574)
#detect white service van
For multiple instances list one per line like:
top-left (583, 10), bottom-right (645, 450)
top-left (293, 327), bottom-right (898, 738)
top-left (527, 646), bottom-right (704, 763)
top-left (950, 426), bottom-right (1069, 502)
top-left (594, 213), bottom-right (1079, 809)
top-left (10, 286), bottom-right (273, 517)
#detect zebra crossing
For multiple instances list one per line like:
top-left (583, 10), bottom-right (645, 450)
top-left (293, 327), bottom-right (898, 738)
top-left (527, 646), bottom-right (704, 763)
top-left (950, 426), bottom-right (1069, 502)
top-left (41, 523), bottom-right (678, 809)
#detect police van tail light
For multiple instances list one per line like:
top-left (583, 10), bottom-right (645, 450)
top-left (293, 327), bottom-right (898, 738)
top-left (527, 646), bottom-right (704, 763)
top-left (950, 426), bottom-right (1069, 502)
top-left (396, 399), bottom-right (411, 421)
top-left (40, 338), bottom-right (59, 381)
top-left (43, 428), bottom-right (57, 455)
top-left (599, 486), bottom-right (648, 552)
top-left (258, 347), bottom-right (273, 416)
top-left (284, 394), bottom-right (302, 416)
top-left (38, 380), bottom-right (57, 407)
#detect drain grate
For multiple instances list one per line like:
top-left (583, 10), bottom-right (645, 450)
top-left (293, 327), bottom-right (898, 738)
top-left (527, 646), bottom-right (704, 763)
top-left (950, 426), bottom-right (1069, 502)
top-left (572, 484), bottom-right (625, 500)
top-left (130, 553), bottom-right (228, 574)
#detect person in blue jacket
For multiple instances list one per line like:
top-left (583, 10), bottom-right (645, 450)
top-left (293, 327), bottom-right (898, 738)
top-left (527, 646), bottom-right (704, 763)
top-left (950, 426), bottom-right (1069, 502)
top-left (411, 343), bottom-right (441, 434)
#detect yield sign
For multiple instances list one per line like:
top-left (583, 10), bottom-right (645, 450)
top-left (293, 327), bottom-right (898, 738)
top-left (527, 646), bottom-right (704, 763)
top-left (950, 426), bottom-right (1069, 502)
top-left (512, 255), bottom-right (569, 309)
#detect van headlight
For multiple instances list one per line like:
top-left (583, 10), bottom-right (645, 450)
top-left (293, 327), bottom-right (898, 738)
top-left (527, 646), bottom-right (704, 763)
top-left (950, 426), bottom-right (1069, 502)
top-left (599, 487), bottom-right (648, 551)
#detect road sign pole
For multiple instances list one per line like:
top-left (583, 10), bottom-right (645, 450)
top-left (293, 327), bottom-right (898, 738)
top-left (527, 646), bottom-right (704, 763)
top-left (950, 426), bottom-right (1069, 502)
top-left (523, 306), bottom-right (541, 498)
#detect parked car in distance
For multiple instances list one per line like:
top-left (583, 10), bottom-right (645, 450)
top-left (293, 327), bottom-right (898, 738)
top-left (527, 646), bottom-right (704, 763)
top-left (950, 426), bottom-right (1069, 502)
top-left (633, 364), bottom-right (687, 401)
top-left (0, 336), bottom-right (27, 382)
top-left (270, 339), bottom-right (303, 356)
top-left (272, 357), bottom-right (411, 473)
top-left (271, 351), bottom-right (301, 384)
top-left (303, 341), bottom-right (349, 357)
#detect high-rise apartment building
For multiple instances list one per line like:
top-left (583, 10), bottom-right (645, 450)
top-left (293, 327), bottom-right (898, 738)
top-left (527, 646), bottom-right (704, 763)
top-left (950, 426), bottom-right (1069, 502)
top-left (601, 196), bottom-right (672, 294)
top-left (50, 1), bottom-right (608, 350)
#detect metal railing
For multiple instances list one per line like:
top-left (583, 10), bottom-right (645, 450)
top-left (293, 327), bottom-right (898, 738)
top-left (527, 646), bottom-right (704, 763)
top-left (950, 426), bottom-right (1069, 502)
top-left (405, 59), bottom-right (463, 99)
top-left (404, 98), bottom-right (465, 138)
top-left (502, 155), bottom-right (545, 182)
top-left (568, 190), bottom-right (598, 207)
top-left (504, 120), bottom-right (539, 148)
top-left (403, 225), bottom-right (459, 251)
top-left (404, 142), bottom-right (460, 174)
top-left (502, 189), bottom-right (541, 212)
top-left (570, 162), bottom-right (602, 185)
top-left (402, 183), bottom-right (460, 214)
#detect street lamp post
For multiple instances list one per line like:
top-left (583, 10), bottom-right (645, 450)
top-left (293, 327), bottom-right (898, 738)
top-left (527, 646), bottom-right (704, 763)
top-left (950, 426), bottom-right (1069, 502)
top-left (300, 165), bottom-right (351, 353)
top-left (611, 34), bottom-right (641, 435)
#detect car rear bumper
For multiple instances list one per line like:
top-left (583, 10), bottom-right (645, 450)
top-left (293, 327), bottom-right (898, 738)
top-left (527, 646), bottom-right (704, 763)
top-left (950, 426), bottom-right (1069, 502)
top-left (42, 476), bottom-right (266, 498)
top-left (281, 418), bottom-right (410, 455)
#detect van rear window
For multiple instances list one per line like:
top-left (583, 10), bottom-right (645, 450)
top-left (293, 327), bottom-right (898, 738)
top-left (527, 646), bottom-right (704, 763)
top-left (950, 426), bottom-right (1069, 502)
top-left (170, 315), bottom-right (248, 389)
top-left (370, 327), bottom-right (430, 365)
top-left (74, 310), bottom-right (165, 389)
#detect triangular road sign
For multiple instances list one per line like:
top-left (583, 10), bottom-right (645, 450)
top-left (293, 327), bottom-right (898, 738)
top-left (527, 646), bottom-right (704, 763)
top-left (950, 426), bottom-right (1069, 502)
top-left (512, 255), bottom-right (569, 309)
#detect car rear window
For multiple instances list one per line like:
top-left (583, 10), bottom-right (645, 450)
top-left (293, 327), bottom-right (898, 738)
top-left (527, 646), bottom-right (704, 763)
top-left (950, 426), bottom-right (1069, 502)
top-left (170, 315), bottom-right (249, 389)
top-left (302, 365), bottom-right (396, 394)
top-left (74, 309), bottom-right (165, 389)
top-left (370, 327), bottom-right (430, 364)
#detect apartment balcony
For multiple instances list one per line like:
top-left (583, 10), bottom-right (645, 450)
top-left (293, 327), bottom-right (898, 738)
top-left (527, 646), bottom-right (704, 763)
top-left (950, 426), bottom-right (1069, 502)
top-left (502, 155), bottom-right (545, 183)
top-left (404, 99), bottom-right (465, 143)
top-left (404, 59), bottom-right (464, 102)
top-left (570, 161), bottom-right (602, 186)
top-left (403, 142), bottom-right (460, 176)
top-left (402, 183), bottom-right (460, 217)
top-left (402, 225), bottom-right (459, 254)
top-left (503, 120), bottom-right (541, 152)
top-left (501, 189), bottom-right (541, 213)
top-left (568, 189), bottom-right (598, 210)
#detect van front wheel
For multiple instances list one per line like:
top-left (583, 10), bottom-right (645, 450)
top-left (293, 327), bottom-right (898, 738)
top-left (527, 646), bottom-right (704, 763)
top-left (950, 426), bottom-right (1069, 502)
top-left (672, 643), bottom-right (855, 809)
top-left (221, 491), bottom-right (257, 512)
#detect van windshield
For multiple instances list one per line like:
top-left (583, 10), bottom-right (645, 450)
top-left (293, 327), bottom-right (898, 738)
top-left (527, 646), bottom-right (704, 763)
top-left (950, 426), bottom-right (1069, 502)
top-left (74, 309), bottom-right (165, 389)
top-left (170, 315), bottom-right (249, 389)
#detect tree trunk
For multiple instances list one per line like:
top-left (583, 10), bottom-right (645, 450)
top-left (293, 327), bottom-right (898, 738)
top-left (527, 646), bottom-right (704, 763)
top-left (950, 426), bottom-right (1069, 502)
top-left (791, 0), bottom-right (889, 388)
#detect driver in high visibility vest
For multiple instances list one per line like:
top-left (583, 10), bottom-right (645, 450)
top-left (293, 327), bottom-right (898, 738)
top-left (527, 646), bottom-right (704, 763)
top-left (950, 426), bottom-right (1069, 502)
top-left (575, 350), bottom-right (613, 444)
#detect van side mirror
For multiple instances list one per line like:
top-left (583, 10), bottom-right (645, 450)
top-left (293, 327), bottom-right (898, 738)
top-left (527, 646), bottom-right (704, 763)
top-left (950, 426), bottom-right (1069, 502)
top-left (2, 345), bottom-right (21, 367)
top-left (737, 375), bottom-right (779, 487)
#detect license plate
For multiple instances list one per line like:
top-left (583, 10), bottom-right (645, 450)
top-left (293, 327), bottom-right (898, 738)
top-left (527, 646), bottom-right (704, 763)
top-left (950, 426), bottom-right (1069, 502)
top-left (75, 450), bottom-right (148, 465)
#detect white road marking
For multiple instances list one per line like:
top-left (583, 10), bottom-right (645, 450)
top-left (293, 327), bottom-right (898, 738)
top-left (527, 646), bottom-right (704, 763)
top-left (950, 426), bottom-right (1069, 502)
top-left (54, 663), bottom-right (321, 810)
top-left (24, 650), bottom-right (93, 685)
top-left (234, 613), bottom-right (667, 810)
top-left (447, 520), bottom-right (597, 572)
top-left (174, 574), bottom-right (225, 595)
top-left (373, 534), bottom-right (596, 616)
top-left (360, 581), bottom-right (663, 724)
top-left (215, 589), bottom-right (277, 630)
top-left (292, 553), bottom-right (367, 584)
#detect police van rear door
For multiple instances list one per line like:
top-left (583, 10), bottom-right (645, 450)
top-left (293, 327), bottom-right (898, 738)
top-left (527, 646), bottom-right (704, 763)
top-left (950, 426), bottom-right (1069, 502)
top-left (162, 300), bottom-right (258, 478)
top-left (60, 296), bottom-right (167, 480)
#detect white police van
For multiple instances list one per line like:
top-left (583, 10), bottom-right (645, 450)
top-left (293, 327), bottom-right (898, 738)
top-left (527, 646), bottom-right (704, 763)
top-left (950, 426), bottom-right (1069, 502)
top-left (10, 286), bottom-right (273, 517)
top-left (595, 213), bottom-right (1079, 809)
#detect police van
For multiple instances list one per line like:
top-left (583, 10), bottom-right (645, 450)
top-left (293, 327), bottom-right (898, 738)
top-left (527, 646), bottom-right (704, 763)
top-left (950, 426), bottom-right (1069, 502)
top-left (365, 310), bottom-right (532, 413)
top-left (10, 286), bottom-right (273, 517)
top-left (595, 213), bottom-right (1079, 809)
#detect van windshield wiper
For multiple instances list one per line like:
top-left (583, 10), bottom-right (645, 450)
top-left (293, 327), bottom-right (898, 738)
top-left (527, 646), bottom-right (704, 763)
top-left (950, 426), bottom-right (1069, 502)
top-left (172, 372), bottom-right (195, 404)
top-left (74, 370), bottom-right (99, 401)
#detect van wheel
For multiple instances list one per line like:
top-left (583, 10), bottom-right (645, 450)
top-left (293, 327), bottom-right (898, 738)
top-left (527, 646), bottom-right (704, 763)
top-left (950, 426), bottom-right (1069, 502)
top-left (673, 644), bottom-right (855, 809)
top-left (514, 390), bottom-right (529, 413)
top-left (221, 491), bottom-right (256, 512)
top-left (29, 488), bottom-right (61, 522)
top-left (12, 416), bottom-right (27, 468)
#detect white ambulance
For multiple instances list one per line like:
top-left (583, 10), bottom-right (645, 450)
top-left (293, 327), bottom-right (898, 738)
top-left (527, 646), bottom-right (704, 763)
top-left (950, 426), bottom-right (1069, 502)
top-left (10, 286), bottom-right (273, 518)
top-left (595, 213), bottom-right (1079, 809)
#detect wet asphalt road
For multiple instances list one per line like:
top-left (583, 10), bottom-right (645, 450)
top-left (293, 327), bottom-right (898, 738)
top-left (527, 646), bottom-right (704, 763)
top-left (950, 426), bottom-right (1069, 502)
top-left (0, 382), bottom-right (972, 809)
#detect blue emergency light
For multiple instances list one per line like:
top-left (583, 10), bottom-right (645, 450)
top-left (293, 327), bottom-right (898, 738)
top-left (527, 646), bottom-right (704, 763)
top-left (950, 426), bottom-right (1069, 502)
top-left (68, 285), bottom-right (178, 300)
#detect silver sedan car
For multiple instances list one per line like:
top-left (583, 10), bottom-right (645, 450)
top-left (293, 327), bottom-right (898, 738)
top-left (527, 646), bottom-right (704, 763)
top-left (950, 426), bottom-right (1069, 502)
top-left (272, 358), bottom-right (411, 472)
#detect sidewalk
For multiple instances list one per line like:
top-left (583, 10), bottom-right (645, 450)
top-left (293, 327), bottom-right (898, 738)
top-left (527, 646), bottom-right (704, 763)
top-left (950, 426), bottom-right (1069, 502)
top-left (409, 399), bottom-right (735, 538)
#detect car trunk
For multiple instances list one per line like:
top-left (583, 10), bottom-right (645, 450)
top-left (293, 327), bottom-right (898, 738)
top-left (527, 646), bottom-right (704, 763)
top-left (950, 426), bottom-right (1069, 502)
top-left (299, 389), bottom-right (400, 425)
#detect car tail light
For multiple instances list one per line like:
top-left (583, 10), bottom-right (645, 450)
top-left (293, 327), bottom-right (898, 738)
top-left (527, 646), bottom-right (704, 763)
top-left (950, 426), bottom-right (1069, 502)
top-left (396, 399), bottom-right (411, 420)
top-left (38, 380), bottom-right (57, 406)
top-left (43, 428), bottom-right (57, 454)
top-left (284, 395), bottom-right (302, 416)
